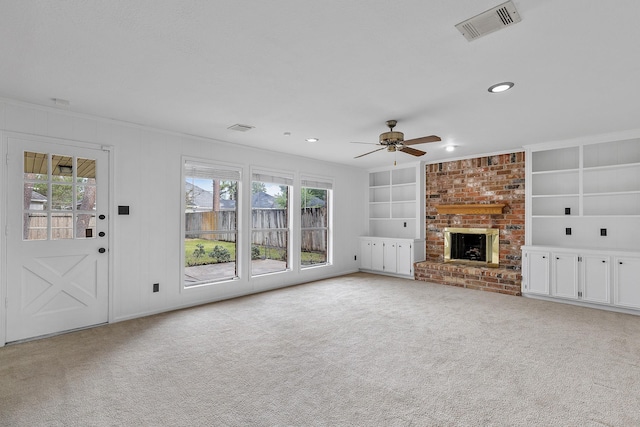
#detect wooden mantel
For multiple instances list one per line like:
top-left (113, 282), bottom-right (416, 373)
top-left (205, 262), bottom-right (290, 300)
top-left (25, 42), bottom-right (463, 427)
top-left (436, 204), bottom-right (506, 215)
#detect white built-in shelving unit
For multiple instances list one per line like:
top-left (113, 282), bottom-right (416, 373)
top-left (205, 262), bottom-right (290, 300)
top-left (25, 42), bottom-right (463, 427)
top-left (523, 134), bottom-right (640, 314)
top-left (360, 163), bottom-right (425, 278)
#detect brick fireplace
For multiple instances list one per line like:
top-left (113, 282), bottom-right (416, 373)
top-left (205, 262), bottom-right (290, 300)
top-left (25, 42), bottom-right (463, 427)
top-left (414, 152), bottom-right (525, 295)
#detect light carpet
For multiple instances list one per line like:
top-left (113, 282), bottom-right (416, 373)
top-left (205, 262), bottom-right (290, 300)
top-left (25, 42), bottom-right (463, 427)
top-left (1, 272), bottom-right (640, 426)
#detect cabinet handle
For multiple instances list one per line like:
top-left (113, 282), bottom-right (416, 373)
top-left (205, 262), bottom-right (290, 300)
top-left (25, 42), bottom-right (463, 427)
top-left (619, 261), bottom-right (623, 265)
top-left (556, 257), bottom-right (559, 260)
top-left (542, 256), bottom-right (546, 259)
top-left (602, 260), bottom-right (606, 263)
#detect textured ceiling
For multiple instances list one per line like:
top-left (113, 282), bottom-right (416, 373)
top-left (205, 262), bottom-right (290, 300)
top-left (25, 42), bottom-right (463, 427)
top-left (1, 0), bottom-right (639, 168)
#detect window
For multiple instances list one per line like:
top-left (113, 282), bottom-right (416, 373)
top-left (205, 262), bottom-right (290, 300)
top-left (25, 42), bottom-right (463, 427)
top-left (183, 160), bottom-right (240, 287)
top-left (251, 170), bottom-right (293, 276)
top-left (23, 151), bottom-right (97, 240)
top-left (300, 176), bottom-right (332, 267)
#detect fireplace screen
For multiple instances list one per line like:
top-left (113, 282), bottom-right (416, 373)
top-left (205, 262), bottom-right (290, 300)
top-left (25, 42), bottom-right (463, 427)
top-left (444, 227), bottom-right (499, 267)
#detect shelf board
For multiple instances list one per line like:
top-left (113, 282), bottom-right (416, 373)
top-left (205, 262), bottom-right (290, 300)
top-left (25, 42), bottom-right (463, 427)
top-left (583, 191), bottom-right (640, 197)
top-left (531, 168), bottom-right (579, 175)
top-left (583, 161), bottom-right (640, 171)
top-left (532, 194), bottom-right (579, 198)
top-left (436, 204), bottom-right (506, 215)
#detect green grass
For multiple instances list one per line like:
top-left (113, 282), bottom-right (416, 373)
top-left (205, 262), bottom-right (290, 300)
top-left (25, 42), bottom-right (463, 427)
top-left (185, 238), bottom-right (236, 267)
top-left (185, 238), bottom-right (327, 266)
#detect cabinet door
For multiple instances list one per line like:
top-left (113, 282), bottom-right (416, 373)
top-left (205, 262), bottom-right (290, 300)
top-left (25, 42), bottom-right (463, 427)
top-left (524, 251), bottom-right (550, 295)
top-left (371, 241), bottom-right (384, 271)
top-left (360, 240), bottom-right (372, 270)
top-left (614, 256), bottom-right (640, 309)
top-left (396, 241), bottom-right (412, 276)
top-left (582, 255), bottom-right (610, 304)
top-left (383, 241), bottom-right (397, 273)
top-left (552, 253), bottom-right (579, 299)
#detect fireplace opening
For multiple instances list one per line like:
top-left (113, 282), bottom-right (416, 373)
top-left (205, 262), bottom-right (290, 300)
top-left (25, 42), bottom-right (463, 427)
top-left (444, 227), bottom-right (499, 267)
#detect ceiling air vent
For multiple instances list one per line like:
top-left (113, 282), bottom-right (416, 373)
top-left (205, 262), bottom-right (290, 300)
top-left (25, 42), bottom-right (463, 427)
top-left (455, 1), bottom-right (521, 41)
top-left (227, 123), bottom-right (255, 132)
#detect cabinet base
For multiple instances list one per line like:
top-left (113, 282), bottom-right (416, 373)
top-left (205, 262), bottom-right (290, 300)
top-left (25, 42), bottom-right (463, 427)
top-left (522, 293), bottom-right (640, 316)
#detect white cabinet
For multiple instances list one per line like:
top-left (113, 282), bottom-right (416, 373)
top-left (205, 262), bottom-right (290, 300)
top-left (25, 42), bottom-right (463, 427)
top-left (613, 256), bottom-right (640, 309)
top-left (521, 246), bottom-right (640, 313)
top-left (524, 136), bottom-right (640, 315)
top-left (368, 165), bottom-right (424, 240)
top-left (360, 239), bottom-right (372, 270)
top-left (358, 237), bottom-right (423, 278)
top-left (582, 254), bottom-right (610, 304)
top-left (527, 138), bottom-right (640, 250)
top-left (522, 249), bottom-right (550, 295)
top-left (552, 252), bottom-right (579, 299)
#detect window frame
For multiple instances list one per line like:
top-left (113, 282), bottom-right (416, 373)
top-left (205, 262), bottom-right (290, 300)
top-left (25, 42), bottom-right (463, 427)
top-left (300, 175), bottom-right (333, 269)
top-left (181, 158), bottom-right (242, 289)
top-left (250, 168), bottom-right (294, 277)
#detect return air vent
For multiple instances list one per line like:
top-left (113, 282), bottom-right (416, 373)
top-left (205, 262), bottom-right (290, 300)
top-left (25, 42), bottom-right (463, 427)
top-left (227, 123), bottom-right (255, 132)
top-left (455, 1), bottom-right (521, 41)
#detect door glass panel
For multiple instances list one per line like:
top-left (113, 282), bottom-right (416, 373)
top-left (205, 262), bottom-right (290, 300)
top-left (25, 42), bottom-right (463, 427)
top-left (52, 212), bottom-right (73, 240)
top-left (76, 214), bottom-right (96, 238)
top-left (25, 212), bottom-right (48, 240)
top-left (77, 158), bottom-right (96, 183)
top-left (24, 151), bottom-right (48, 179)
top-left (23, 151), bottom-right (99, 241)
top-left (52, 155), bottom-right (73, 180)
top-left (51, 183), bottom-right (73, 210)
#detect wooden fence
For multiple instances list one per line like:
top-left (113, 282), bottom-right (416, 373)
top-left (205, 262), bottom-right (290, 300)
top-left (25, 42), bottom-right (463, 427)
top-left (185, 208), bottom-right (327, 251)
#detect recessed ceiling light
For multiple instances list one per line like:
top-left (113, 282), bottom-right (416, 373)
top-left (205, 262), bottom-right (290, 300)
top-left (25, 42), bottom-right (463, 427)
top-left (445, 145), bottom-right (456, 152)
top-left (305, 138), bottom-right (319, 142)
top-left (283, 132), bottom-right (291, 136)
top-left (488, 82), bottom-right (514, 93)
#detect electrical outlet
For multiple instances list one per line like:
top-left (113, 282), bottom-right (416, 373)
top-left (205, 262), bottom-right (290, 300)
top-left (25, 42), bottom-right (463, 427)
top-left (600, 228), bottom-right (607, 236)
top-left (153, 283), bottom-right (159, 292)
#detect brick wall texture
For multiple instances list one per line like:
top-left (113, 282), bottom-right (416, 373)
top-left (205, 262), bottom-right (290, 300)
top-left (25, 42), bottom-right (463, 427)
top-left (415, 152), bottom-right (525, 296)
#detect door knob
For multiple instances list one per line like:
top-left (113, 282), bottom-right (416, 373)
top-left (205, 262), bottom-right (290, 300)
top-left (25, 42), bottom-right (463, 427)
top-left (98, 248), bottom-right (106, 253)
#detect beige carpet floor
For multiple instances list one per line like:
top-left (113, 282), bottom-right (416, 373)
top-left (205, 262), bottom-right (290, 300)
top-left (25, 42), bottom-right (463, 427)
top-left (1, 272), bottom-right (640, 426)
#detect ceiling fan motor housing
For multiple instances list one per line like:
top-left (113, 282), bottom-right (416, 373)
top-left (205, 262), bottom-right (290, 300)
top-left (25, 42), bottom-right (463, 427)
top-left (380, 131), bottom-right (404, 145)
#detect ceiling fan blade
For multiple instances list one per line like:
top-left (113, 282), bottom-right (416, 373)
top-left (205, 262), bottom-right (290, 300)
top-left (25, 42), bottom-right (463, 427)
top-left (354, 147), bottom-right (386, 159)
top-left (399, 146), bottom-right (427, 157)
top-left (402, 135), bottom-right (441, 146)
top-left (349, 141), bottom-right (378, 145)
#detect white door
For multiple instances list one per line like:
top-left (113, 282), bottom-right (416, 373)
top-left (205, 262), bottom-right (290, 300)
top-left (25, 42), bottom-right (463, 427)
top-left (524, 250), bottom-right (550, 295)
top-left (359, 239), bottom-right (372, 270)
top-left (396, 241), bottom-right (412, 276)
top-left (383, 241), bottom-right (397, 273)
top-left (5, 136), bottom-right (109, 342)
top-left (613, 256), bottom-right (640, 309)
top-left (552, 253), bottom-right (579, 299)
top-left (371, 241), bottom-right (384, 271)
top-left (582, 255), bottom-right (610, 304)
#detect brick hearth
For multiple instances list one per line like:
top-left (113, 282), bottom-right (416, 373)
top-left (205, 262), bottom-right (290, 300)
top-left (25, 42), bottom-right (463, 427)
top-left (414, 152), bottom-right (525, 295)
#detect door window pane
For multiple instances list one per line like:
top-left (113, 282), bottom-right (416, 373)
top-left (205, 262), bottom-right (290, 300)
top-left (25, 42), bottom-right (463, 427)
top-left (52, 213), bottom-right (73, 240)
top-left (23, 152), bottom-right (99, 240)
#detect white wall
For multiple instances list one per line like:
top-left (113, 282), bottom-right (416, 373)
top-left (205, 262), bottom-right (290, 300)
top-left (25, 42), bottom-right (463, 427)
top-left (0, 99), bottom-right (367, 325)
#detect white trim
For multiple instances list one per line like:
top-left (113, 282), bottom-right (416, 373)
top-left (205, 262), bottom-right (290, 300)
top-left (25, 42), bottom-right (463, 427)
top-left (0, 131), bottom-right (6, 346)
top-left (180, 156), bottom-right (244, 292)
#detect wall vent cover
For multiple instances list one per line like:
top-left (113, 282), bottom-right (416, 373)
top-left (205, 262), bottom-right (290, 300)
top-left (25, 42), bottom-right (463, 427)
top-left (227, 123), bottom-right (255, 132)
top-left (455, 1), bottom-right (521, 41)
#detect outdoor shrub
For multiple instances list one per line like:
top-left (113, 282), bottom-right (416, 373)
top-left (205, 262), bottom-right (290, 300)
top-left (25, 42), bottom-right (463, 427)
top-left (209, 245), bottom-right (231, 263)
top-left (251, 245), bottom-right (261, 260)
top-left (193, 243), bottom-right (206, 258)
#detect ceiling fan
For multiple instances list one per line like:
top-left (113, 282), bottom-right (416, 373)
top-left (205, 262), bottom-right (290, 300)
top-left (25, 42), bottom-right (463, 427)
top-left (353, 120), bottom-right (441, 160)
